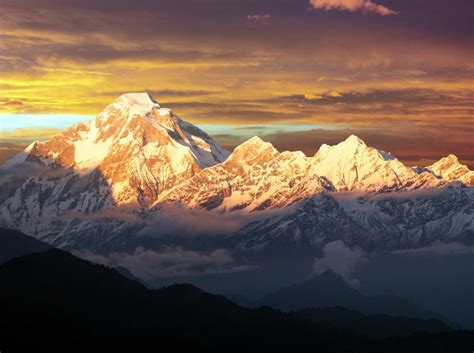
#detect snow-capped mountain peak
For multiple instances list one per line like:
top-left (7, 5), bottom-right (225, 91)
top-left (428, 154), bottom-right (462, 172)
top-left (5, 93), bottom-right (230, 208)
top-left (121, 92), bottom-right (159, 105)
top-left (314, 134), bottom-right (368, 161)
top-left (312, 135), bottom-right (440, 191)
top-left (425, 154), bottom-right (474, 186)
top-left (227, 136), bottom-right (278, 164)
top-left (343, 134), bottom-right (367, 147)
top-left (1, 96), bottom-right (472, 252)
top-left (94, 92), bottom-right (162, 127)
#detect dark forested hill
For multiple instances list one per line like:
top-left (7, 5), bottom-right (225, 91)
top-left (0, 249), bottom-right (472, 353)
top-left (296, 307), bottom-right (451, 337)
top-left (0, 227), bottom-right (51, 264)
top-left (259, 271), bottom-right (441, 319)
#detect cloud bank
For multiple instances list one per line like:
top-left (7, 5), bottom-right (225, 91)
top-left (313, 240), bottom-right (367, 287)
top-left (139, 204), bottom-right (296, 239)
top-left (310, 0), bottom-right (397, 15)
top-left (75, 246), bottom-right (255, 281)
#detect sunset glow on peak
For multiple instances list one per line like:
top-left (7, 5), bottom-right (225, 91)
top-left (0, 0), bottom-right (472, 168)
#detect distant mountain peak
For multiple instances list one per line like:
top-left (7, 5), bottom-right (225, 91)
top-left (315, 135), bottom-right (369, 161)
top-left (235, 136), bottom-right (275, 151)
top-left (426, 154), bottom-right (473, 186)
top-left (343, 134), bottom-right (367, 147)
top-left (430, 154), bottom-right (463, 169)
top-left (229, 136), bottom-right (278, 162)
top-left (245, 135), bottom-right (265, 144)
top-left (236, 136), bottom-right (272, 150)
top-left (444, 154), bottom-right (460, 162)
top-left (310, 134), bottom-right (442, 191)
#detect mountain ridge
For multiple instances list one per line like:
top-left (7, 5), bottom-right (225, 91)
top-left (258, 271), bottom-right (443, 319)
top-left (0, 92), bottom-right (472, 252)
top-left (2, 249), bottom-right (472, 353)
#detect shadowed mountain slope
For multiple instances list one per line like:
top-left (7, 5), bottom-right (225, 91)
top-left (1, 250), bottom-right (473, 353)
top-left (0, 227), bottom-right (51, 264)
top-left (259, 271), bottom-right (442, 319)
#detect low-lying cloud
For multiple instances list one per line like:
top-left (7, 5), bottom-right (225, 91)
top-left (313, 240), bottom-right (367, 287)
top-left (0, 159), bottom-right (70, 183)
top-left (140, 204), bottom-right (296, 239)
top-left (310, 0), bottom-right (397, 15)
top-left (392, 242), bottom-right (474, 256)
top-left (75, 246), bottom-right (255, 281)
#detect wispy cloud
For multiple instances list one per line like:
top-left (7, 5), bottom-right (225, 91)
top-left (310, 0), bottom-right (397, 15)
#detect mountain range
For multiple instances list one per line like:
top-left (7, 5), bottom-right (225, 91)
top-left (1, 246), bottom-right (472, 353)
top-left (0, 92), bottom-right (472, 253)
top-left (258, 271), bottom-right (445, 319)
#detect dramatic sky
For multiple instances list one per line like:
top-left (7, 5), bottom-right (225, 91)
top-left (0, 0), bottom-right (473, 166)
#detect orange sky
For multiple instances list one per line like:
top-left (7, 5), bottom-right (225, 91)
top-left (0, 0), bottom-right (473, 167)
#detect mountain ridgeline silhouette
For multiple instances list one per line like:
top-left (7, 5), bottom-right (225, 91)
top-left (258, 271), bottom-right (445, 319)
top-left (0, 248), bottom-right (473, 353)
top-left (0, 228), bottom-right (52, 264)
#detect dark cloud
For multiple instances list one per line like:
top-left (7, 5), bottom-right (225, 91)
top-left (198, 109), bottom-right (301, 122)
top-left (260, 88), bottom-right (474, 122)
top-left (149, 90), bottom-right (219, 98)
top-left (0, 0), bottom-right (472, 160)
top-left (2, 0), bottom-right (472, 66)
top-left (278, 88), bottom-right (472, 107)
top-left (1, 100), bottom-right (24, 107)
top-left (247, 14), bottom-right (271, 26)
top-left (97, 89), bottom-right (219, 101)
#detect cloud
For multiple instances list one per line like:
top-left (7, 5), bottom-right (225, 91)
top-left (58, 208), bottom-right (144, 224)
top-left (327, 90), bottom-right (343, 98)
top-left (313, 240), bottom-right (367, 287)
top-left (0, 0), bottom-right (471, 160)
top-left (310, 0), bottom-right (397, 15)
top-left (75, 246), bottom-right (255, 281)
top-left (1, 100), bottom-right (24, 107)
top-left (247, 14), bottom-right (271, 25)
top-left (0, 159), bottom-right (70, 183)
top-left (140, 203), bottom-right (295, 239)
top-left (0, 127), bottom-right (61, 140)
top-left (392, 242), bottom-right (474, 256)
top-left (149, 89), bottom-right (218, 98)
